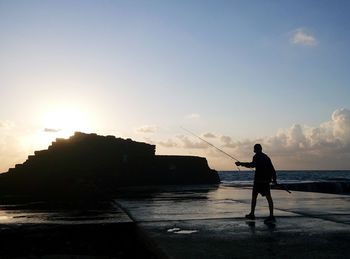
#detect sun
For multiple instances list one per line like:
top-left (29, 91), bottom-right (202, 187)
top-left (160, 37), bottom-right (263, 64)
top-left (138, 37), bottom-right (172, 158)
top-left (35, 107), bottom-right (93, 149)
top-left (43, 107), bottom-right (92, 136)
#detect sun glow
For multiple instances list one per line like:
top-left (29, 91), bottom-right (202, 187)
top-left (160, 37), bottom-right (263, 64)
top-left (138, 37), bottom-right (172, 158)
top-left (35, 107), bottom-right (93, 149)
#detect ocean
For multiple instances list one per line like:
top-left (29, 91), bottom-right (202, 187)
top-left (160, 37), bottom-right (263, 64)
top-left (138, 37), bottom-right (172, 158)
top-left (219, 170), bottom-right (350, 186)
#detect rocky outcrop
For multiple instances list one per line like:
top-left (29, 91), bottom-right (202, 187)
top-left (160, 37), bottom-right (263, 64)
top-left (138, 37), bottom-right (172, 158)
top-left (0, 132), bottom-right (219, 201)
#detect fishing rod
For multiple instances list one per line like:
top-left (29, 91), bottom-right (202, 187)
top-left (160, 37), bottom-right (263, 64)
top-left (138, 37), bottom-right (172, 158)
top-left (274, 184), bottom-right (292, 194)
top-left (181, 127), bottom-right (291, 194)
top-left (180, 126), bottom-right (240, 162)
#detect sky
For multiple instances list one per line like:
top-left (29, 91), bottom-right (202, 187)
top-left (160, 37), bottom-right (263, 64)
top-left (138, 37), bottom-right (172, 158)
top-left (1, 0), bottom-right (350, 171)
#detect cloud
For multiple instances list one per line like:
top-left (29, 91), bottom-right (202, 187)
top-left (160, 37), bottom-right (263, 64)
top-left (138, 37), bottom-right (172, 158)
top-left (203, 132), bottom-right (216, 138)
top-left (177, 135), bottom-right (208, 149)
top-left (0, 120), bottom-right (14, 130)
top-left (136, 125), bottom-right (158, 134)
top-left (220, 135), bottom-right (237, 148)
top-left (207, 108), bottom-right (350, 169)
top-left (290, 28), bottom-right (318, 46)
top-left (158, 139), bottom-right (178, 148)
top-left (267, 108), bottom-right (350, 152)
top-left (151, 108), bottom-right (350, 169)
top-left (158, 133), bottom-right (215, 149)
top-left (332, 108), bottom-right (350, 142)
top-left (186, 113), bottom-right (200, 119)
top-left (259, 108), bottom-right (350, 168)
top-left (44, 128), bottom-right (61, 133)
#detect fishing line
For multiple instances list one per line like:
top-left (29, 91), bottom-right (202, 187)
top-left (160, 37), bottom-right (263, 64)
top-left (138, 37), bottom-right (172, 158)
top-left (180, 127), bottom-right (241, 171)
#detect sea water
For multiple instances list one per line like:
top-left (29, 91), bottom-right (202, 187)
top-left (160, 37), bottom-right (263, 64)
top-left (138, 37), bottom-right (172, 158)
top-left (219, 170), bottom-right (350, 186)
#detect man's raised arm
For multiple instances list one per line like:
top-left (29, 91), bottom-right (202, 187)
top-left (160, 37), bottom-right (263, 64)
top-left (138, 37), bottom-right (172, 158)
top-left (235, 161), bottom-right (255, 168)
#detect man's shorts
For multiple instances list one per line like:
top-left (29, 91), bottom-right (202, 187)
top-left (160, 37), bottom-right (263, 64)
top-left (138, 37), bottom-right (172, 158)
top-left (253, 182), bottom-right (271, 196)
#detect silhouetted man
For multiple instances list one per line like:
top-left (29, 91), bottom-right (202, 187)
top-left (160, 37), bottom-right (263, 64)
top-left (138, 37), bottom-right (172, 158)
top-left (235, 144), bottom-right (277, 223)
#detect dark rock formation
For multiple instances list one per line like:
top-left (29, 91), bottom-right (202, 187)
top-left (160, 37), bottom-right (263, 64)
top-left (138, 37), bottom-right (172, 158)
top-left (0, 132), bottom-right (219, 201)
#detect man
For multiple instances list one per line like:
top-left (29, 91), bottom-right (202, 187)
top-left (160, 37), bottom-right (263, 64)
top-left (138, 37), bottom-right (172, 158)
top-left (235, 144), bottom-right (277, 223)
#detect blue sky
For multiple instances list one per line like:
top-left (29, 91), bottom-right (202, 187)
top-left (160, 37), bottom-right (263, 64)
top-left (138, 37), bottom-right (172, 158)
top-left (1, 0), bottom-right (350, 171)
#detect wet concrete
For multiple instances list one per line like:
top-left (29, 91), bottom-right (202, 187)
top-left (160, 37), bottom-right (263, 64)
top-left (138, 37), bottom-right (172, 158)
top-left (116, 186), bottom-right (350, 258)
top-left (0, 203), bottom-right (150, 257)
top-left (0, 205), bottom-right (131, 224)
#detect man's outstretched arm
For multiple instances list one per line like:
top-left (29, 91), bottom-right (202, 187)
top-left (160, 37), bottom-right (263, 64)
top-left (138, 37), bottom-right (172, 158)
top-left (235, 161), bottom-right (255, 168)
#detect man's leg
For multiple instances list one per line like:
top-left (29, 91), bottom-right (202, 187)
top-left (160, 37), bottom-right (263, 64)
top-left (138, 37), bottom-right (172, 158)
top-left (250, 190), bottom-right (258, 215)
top-left (266, 193), bottom-right (274, 216)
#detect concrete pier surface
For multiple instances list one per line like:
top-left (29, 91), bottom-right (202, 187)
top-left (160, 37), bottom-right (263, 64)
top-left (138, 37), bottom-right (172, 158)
top-left (116, 185), bottom-right (350, 258)
top-left (0, 204), bottom-right (154, 258)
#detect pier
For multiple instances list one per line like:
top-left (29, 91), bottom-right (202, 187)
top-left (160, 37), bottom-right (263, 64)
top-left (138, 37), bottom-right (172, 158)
top-left (116, 185), bottom-right (350, 258)
top-left (1, 186), bottom-right (350, 258)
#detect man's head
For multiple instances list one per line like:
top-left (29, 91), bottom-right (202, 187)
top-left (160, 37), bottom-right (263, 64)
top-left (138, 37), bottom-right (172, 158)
top-left (254, 144), bottom-right (262, 153)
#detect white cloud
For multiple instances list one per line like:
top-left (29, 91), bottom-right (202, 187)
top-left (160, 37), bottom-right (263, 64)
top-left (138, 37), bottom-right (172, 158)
top-left (44, 128), bottom-right (61, 133)
top-left (0, 120), bottom-right (14, 130)
top-left (177, 135), bottom-right (208, 149)
top-left (136, 125), bottom-right (158, 134)
top-left (332, 108), bottom-right (350, 142)
top-left (260, 108), bottom-right (350, 168)
top-left (220, 135), bottom-right (237, 148)
top-left (186, 113), bottom-right (200, 119)
top-left (153, 108), bottom-right (350, 169)
top-left (158, 139), bottom-right (178, 148)
top-left (291, 28), bottom-right (318, 46)
top-left (206, 108), bottom-right (350, 169)
top-left (267, 108), bottom-right (350, 152)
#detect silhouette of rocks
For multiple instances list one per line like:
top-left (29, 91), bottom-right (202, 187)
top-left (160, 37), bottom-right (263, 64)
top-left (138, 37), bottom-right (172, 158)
top-left (0, 132), bottom-right (219, 203)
